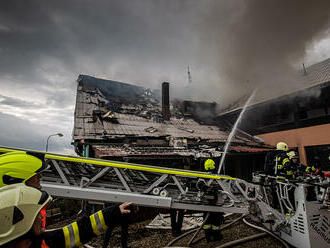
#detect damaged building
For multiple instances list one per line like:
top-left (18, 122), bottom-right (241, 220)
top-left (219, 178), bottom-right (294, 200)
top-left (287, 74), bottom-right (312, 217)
top-left (72, 75), bottom-right (268, 179)
top-left (217, 58), bottom-right (330, 169)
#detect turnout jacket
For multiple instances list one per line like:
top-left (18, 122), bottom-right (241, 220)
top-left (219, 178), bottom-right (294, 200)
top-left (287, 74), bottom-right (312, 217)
top-left (264, 150), bottom-right (291, 177)
top-left (36, 205), bottom-right (122, 248)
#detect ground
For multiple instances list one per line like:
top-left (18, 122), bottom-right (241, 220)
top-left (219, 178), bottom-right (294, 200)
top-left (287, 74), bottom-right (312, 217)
top-left (48, 214), bottom-right (284, 248)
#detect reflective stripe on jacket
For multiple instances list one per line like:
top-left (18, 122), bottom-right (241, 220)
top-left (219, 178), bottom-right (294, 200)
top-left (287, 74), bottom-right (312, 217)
top-left (43, 205), bottom-right (122, 248)
top-left (306, 166), bottom-right (316, 173)
top-left (203, 224), bottom-right (211, 230)
top-left (211, 225), bottom-right (220, 230)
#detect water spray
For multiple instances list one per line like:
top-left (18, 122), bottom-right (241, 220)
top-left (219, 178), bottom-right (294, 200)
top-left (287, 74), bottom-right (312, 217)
top-left (217, 89), bottom-right (257, 174)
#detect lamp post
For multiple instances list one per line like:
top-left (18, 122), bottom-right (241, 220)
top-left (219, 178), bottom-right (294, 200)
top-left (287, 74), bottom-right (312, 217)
top-left (46, 133), bottom-right (63, 152)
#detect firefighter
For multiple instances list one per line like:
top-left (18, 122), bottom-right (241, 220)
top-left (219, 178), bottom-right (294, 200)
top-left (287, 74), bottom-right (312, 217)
top-left (202, 158), bottom-right (224, 242)
top-left (305, 156), bottom-right (322, 176)
top-left (264, 142), bottom-right (291, 178)
top-left (305, 164), bottom-right (317, 175)
top-left (0, 151), bottom-right (48, 247)
top-left (287, 150), bottom-right (301, 179)
top-left (0, 183), bottom-right (133, 248)
top-left (286, 150), bottom-right (303, 210)
top-left (264, 142), bottom-right (291, 210)
top-left (287, 151), bottom-right (303, 179)
top-left (204, 158), bottom-right (216, 172)
top-left (0, 151), bottom-right (46, 189)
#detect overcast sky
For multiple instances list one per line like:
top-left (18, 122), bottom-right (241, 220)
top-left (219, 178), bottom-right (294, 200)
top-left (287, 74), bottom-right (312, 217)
top-left (0, 0), bottom-right (329, 154)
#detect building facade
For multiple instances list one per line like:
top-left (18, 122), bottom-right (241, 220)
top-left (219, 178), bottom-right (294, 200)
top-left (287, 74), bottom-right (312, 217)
top-left (217, 58), bottom-right (330, 168)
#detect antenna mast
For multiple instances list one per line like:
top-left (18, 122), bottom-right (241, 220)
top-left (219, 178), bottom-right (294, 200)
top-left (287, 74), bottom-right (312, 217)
top-left (187, 66), bottom-right (192, 84)
top-left (302, 63), bottom-right (307, 75)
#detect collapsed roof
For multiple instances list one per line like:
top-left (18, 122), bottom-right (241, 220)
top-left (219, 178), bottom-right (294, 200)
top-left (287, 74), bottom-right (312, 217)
top-left (73, 75), bottom-right (266, 158)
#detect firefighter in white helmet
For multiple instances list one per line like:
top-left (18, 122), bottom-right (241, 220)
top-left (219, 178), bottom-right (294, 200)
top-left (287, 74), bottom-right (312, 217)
top-left (0, 184), bottom-right (133, 248)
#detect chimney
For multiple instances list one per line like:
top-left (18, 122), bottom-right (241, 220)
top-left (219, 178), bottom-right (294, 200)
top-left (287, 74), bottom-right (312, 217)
top-left (162, 82), bottom-right (170, 120)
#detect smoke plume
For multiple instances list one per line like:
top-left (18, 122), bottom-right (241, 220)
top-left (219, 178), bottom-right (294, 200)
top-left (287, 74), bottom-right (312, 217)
top-left (193, 0), bottom-right (330, 105)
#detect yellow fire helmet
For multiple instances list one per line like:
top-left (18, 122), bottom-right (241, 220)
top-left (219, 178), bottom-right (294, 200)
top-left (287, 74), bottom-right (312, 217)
top-left (204, 159), bottom-right (216, 171)
top-left (0, 151), bottom-right (46, 188)
top-left (287, 151), bottom-right (297, 160)
top-left (276, 142), bottom-right (289, 152)
top-left (0, 183), bottom-right (51, 246)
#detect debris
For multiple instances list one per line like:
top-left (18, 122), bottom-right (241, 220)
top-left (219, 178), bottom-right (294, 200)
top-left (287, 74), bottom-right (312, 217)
top-left (146, 213), bottom-right (203, 231)
top-left (102, 110), bottom-right (119, 123)
top-left (145, 127), bottom-right (158, 133)
top-left (102, 110), bottom-right (115, 119)
top-left (176, 126), bottom-right (195, 133)
top-left (169, 138), bottom-right (188, 148)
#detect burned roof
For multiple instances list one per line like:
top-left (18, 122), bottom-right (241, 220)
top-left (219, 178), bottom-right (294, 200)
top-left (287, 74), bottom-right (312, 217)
top-left (73, 75), bottom-right (265, 157)
top-left (77, 74), bottom-right (149, 100)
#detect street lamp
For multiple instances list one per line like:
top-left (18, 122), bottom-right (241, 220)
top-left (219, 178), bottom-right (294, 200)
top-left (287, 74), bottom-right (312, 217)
top-left (46, 133), bottom-right (63, 152)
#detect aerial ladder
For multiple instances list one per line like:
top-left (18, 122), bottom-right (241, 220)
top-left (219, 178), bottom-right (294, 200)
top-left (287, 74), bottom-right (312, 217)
top-left (0, 145), bottom-right (329, 248)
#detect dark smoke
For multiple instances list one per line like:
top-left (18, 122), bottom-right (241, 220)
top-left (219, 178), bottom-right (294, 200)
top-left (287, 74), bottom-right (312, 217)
top-left (0, 0), bottom-right (329, 110)
top-left (195, 0), bottom-right (330, 105)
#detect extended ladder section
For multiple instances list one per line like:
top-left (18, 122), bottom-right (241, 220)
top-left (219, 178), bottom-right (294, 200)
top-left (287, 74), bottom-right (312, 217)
top-left (0, 146), bottom-right (249, 213)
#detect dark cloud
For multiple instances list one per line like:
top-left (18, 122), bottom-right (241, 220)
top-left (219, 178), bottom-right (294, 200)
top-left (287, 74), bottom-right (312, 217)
top-left (0, 1), bottom-right (64, 80)
top-left (0, 0), bottom-right (329, 150)
top-left (0, 0), bottom-right (199, 83)
top-left (0, 112), bottom-right (73, 153)
top-left (1, 1), bottom-right (329, 100)
top-left (0, 94), bottom-right (40, 108)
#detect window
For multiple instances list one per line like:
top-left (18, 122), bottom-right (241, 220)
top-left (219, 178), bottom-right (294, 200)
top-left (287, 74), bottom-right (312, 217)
top-left (305, 145), bottom-right (330, 170)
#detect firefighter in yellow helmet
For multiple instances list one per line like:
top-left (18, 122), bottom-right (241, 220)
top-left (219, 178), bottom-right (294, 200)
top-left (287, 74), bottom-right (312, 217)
top-left (287, 150), bottom-right (306, 179)
top-left (264, 142), bottom-right (291, 178)
top-left (204, 158), bottom-right (216, 171)
top-left (287, 151), bottom-right (296, 160)
top-left (202, 158), bottom-right (224, 242)
top-left (0, 151), bottom-right (46, 189)
top-left (283, 150), bottom-right (295, 180)
top-left (276, 142), bottom-right (289, 152)
top-left (286, 151), bottom-right (300, 210)
top-left (264, 142), bottom-right (291, 211)
top-left (0, 184), bottom-right (133, 248)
